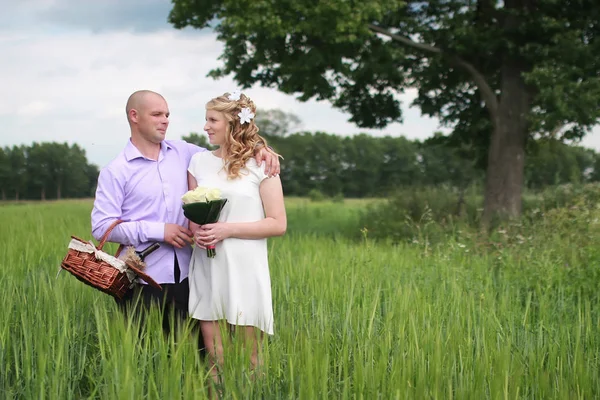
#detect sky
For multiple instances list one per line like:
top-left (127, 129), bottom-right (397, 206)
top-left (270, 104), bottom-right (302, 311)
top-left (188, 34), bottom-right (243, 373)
top-left (1, 0), bottom-right (599, 168)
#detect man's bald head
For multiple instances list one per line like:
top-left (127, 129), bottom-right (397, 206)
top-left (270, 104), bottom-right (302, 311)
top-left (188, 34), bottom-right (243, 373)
top-left (125, 90), bottom-right (170, 143)
top-left (126, 90), bottom-right (166, 123)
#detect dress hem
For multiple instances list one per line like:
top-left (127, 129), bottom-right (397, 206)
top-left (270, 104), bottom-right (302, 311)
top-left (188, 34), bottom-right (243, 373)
top-left (189, 315), bottom-right (274, 335)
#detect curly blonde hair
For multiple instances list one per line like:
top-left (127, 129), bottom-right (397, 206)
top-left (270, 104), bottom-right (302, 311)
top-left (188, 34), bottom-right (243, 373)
top-left (206, 92), bottom-right (271, 179)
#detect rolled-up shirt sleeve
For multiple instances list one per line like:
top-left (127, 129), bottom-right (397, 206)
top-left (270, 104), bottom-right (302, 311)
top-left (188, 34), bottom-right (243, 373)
top-left (91, 167), bottom-right (164, 246)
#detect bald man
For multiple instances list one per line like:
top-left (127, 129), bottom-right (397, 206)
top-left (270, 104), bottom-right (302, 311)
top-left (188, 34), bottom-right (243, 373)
top-left (91, 90), bottom-right (280, 336)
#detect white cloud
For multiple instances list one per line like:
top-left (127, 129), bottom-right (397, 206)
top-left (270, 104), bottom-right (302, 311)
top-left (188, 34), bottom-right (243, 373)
top-left (0, 28), bottom-right (442, 167)
top-left (17, 101), bottom-right (53, 116)
top-left (580, 126), bottom-right (600, 151)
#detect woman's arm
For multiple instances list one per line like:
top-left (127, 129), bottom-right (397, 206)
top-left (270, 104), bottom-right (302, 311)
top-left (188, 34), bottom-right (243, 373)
top-left (196, 176), bottom-right (286, 245)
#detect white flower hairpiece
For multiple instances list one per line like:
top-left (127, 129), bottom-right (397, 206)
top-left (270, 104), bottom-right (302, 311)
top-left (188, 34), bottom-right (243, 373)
top-left (228, 90), bottom-right (242, 101)
top-left (238, 107), bottom-right (255, 124)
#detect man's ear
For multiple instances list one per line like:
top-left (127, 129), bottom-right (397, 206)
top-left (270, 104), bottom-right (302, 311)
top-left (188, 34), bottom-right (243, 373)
top-left (129, 109), bottom-right (138, 123)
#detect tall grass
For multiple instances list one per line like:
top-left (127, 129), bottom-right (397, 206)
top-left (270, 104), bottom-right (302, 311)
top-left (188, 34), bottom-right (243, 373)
top-left (284, 197), bottom-right (370, 238)
top-left (1, 200), bottom-right (599, 398)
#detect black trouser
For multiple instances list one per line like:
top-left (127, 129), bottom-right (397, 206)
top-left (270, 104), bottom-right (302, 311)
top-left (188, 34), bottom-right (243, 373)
top-left (117, 255), bottom-right (204, 350)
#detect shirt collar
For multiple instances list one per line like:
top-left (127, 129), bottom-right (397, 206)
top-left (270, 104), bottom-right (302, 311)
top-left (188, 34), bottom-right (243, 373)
top-left (124, 139), bottom-right (173, 161)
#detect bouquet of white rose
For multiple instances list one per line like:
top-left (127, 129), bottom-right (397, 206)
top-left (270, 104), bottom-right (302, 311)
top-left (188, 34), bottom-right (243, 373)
top-left (182, 186), bottom-right (228, 258)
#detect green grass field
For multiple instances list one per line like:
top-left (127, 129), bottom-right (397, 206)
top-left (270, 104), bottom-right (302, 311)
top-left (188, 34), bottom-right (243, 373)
top-left (1, 198), bottom-right (599, 399)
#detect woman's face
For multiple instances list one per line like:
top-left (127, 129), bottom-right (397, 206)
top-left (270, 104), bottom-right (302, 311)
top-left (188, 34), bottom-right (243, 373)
top-left (204, 109), bottom-right (228, 146)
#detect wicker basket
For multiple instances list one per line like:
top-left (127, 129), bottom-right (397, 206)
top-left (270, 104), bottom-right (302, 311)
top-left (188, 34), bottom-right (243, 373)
top-left (61, 220), bottom-right (161, 299)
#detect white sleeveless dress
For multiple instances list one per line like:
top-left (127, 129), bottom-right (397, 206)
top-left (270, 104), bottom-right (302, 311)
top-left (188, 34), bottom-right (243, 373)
top-left (187, 151), bottom-right (274, 335)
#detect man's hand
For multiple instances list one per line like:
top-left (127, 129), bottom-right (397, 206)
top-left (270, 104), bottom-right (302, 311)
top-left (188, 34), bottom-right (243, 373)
top-left (164, 224), bottom-right (193, 248)
top-left (255, 146), bottom-right (281, 177)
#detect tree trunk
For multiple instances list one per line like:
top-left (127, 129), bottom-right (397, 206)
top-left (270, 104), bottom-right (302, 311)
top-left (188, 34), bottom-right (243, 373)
top-left (1, 190), bottom-right (5, 201)
top-left (482, 61), bottom-right (529, 226)
top-left (41, 187), bottom-right (46, 201)
top-left (57, 184), bottom-right (61, 200)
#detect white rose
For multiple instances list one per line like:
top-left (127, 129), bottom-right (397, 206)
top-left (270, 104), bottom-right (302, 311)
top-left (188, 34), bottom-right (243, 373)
top-left (181, 186), bottom-right (222, 204)
top-left (205, 188), bottom-right (222, 201)
top-left (182, 187), bottom-right (208, 204)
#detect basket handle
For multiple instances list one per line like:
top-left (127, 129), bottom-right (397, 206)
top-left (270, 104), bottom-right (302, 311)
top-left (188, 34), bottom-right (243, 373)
top-left (97, 219), bottom-right (124, 250)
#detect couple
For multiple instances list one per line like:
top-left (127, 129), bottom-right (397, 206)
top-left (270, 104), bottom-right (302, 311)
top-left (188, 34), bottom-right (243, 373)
top-left (91, 89), bottom-right (286, 380)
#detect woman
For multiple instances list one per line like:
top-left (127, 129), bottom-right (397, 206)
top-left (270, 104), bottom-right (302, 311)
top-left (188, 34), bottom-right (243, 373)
top-left (187, 91), bottom-right (286, 385)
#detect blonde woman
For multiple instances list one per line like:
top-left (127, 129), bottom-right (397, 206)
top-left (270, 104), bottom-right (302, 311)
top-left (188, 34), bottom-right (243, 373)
top-left (187, 92), bottom-right (286, 383)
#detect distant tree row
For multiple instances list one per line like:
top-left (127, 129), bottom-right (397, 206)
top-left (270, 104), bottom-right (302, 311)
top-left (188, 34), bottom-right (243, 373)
top-left (0, 143), bottom-right (99, 201)
top-left (1, 131), bottom-right (596, 201)
top-left (183, 131), bottom-right (599, 198)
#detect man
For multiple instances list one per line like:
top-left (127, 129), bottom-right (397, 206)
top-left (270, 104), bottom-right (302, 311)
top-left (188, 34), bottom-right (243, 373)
top-left (91, 90), bottom-right (280, 335)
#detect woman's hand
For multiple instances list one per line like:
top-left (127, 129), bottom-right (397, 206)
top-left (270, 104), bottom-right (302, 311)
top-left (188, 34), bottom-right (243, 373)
top-left (195, 223), bottom-right (232, 247)
top-left (190, 223), bottom-right (205, 249)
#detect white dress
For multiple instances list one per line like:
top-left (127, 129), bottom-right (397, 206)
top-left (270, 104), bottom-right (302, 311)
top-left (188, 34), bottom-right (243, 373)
top-left (187, 151), bottom-right (274, 335)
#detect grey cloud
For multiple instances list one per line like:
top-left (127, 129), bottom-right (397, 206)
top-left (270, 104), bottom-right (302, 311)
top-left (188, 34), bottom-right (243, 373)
top-left (39, 66), bottom-right (81, 79)
top-left (0, 2), bottom-right (38, 31)
top-left (38, 0), bottom-right (173, 32)
top-left (0, 0), bottom-right (207, 34)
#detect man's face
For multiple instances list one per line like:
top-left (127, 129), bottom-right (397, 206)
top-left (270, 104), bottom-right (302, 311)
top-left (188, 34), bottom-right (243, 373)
top-left (133, 94), bottom-right (170, 144)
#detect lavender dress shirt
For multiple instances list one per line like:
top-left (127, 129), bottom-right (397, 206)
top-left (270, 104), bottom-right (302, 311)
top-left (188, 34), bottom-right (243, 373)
top-left (91, 139), bottom-right (206, 284)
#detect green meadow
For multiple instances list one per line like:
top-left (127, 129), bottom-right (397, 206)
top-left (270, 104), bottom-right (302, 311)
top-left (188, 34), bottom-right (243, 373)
top-left (1, 194), bottom-right (599, 399)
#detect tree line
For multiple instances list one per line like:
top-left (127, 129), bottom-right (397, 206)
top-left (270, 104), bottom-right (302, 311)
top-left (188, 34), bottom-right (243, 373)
top-left (183, 132), bottom-right (599, 198)
top-left (1, 134), bottom-right (596, 202)
top-left (0, 143), bottom-right (99, 201)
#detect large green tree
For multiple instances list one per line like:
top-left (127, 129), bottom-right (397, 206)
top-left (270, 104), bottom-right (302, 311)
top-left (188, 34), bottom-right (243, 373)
top-left (169, 0), bottom-right (600, 225)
